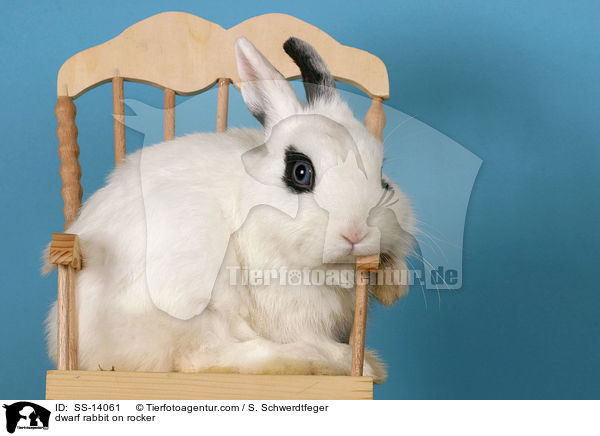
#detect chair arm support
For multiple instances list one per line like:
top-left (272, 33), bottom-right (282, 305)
top-left (50, 232), bottom-right (80, 370)
top-left (350, 254), bottom-right (380, 376)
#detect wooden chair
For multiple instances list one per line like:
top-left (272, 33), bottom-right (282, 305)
top-left (46, 11), bottom-right (388, 400)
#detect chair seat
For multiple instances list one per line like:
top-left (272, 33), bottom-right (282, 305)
top-left (46, 370), bottom-right (373, 400)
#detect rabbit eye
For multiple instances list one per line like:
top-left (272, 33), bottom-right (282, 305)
top-left (283, 147), bottom-right (315, 193)
top-left (293, 161), bottom-right (312, 186)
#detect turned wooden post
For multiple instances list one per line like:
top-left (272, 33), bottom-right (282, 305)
top-left (216, 78), bottom-right (230, 132)
top-left (112, 77), bottom-right (126, 166)
top-left (55, 97), bottom-right (82, 229)
top-left (351, 254), bottom-right (380, 376)
top-left (364, 97), bottom-right (386, 141)
top-left (164, 88), bottom-right (176, 140)
top-left (54, 96), bottom-right (83, 371)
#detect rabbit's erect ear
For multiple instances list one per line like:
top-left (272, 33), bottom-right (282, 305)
top-left (235, 37), bottom-right (301, 132)
top-left (283, 37), bottom-right (339, 104)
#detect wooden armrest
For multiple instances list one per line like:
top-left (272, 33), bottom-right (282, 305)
top-left (49, 232), bottom-right (82, 270)
top-left (356, 254), bottom-right (380, 272)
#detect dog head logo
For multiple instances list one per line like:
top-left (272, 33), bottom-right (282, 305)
top-left (2, 402), bottom-right (50, 433)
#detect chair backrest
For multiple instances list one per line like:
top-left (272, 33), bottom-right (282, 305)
top-left (55, 12), bottom-right (390, 229)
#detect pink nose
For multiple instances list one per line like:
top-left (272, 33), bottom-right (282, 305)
top-left (342, 228), bottom-right (367, 245)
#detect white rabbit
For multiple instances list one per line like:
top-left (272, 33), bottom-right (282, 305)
top-left (44, 36), bottom-right (415, 383)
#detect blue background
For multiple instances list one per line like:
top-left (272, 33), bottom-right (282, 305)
top-left (1, 0), bottom-right (598, 399)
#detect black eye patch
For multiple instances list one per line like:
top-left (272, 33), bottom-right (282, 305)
top-left (283, 146), bottom-right (315, 193)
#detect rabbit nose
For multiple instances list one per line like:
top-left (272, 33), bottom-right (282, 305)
top-left (341, 228), bottom-right (368, 245)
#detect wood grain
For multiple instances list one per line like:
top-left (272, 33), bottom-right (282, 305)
top-left (356, 253), bottom-right (380, 272)
top-left (164, 88), bottom-right (175, 140)
top-left (49, 232), bottom-right (81, 270)
top-left (112, 77), bottom-right (125, 166)
top-left (46, 371), bottom-right (373, 400)
top-left (216, 78), bottom-right (229, 132)
top-left (55, 97), bottom-right (82, 229)
top-left (56, 12), bottom-right (389, 99)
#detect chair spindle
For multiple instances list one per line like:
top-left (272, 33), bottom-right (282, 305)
top-left (216, 78), bottom-right (230, 132)
top-left (112, 77), bottom-right (126, 166)
top-left (164, 88), bottom-right (176, 141)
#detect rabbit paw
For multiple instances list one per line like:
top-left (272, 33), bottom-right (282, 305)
top-left (363, 350), bottom-right (387, 383)
top-left (324, 343), bottom-right (387, 383)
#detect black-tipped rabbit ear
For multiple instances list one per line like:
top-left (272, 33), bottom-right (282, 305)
top-left (234, 36), bottom-right (301, 131)
top-left (283, 37), bottom-right (338, 104)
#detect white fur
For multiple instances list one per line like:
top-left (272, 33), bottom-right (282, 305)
top-left (44, 37), bottom-right (414, 382)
